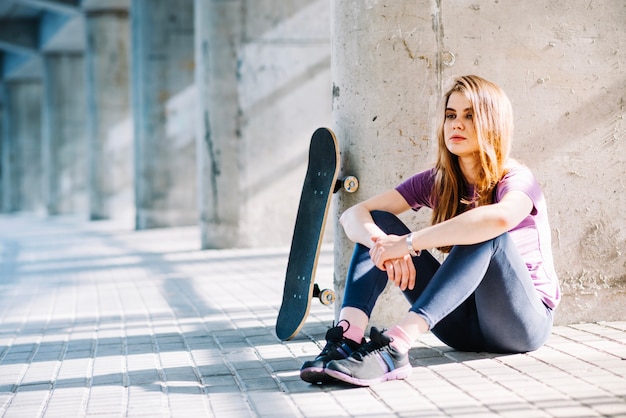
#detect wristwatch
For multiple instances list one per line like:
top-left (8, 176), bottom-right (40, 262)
top-left (406, 232), bottom-right (421, 257)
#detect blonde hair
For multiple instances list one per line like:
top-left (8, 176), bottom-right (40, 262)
top-left (431, 75), bottom-right (514, 252)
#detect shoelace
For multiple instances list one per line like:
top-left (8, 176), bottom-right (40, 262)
top-left (351, 343), bottom-right (378, 361)
top-left (318, 325), bottom-right (345, 357)
top-left (319, 339), bottom-right (341, 357)
top-left (351, 328), bottom-right (390, 361)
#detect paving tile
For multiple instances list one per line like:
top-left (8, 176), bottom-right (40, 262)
top-left (4, 383), bottom-right (50, 417)
top-left (0, 215), bottom-right (625, 417)
top-left (44, 386), bottom-right (86, 417)
top-left (207, 392), bottom-right (254, 417)
top-left (290, 391), bottom-right (350, 417)
top-left (330, 387), bottom-right (395, 417)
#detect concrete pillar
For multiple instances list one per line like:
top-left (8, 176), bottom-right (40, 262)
top-left (331, 1), bottom-right (438, 328)
top-left (0, 84), bottom-right (6, 213)
top-left (193, 0), bottom-right (332, 248)
top-left (331, 0), bottom-right (625, 327)
top-left (131, 0), bottom-right (197, 229)
top-left (84, 9), bottom-right (133, 222)
top-left (194, 0), bottom-right (241, 248)
top-left (236, 0), bottom-right (332, 247)
top-left (1, 81), bottom-right (44, 214)
top-left (42, 53), bottom-right (88, 216)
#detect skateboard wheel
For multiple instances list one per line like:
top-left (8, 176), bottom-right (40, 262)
top-left (342, 176), bottom-right (358, 193)
top-left (318, 288), bottom-right (335, 306)
top-left (334, 176), bottom-right (359, 193)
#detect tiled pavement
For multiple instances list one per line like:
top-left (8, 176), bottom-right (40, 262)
top-left (0, 214), bottom-right (624, 418)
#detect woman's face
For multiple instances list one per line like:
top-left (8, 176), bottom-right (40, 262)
top-left (444, 92), bottom-right (479, 158)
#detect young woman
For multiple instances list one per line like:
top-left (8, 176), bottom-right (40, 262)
top-left (300, 75), bottom-right (560, 387)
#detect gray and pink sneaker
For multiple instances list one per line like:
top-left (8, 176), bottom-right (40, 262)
top-left (300, 323), bottom-right (364, 384)
top-left (324, 327), bottom-right (412, 386)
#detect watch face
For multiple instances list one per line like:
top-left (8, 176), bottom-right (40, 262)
top-left (406, 233), bottom-right (417, 257)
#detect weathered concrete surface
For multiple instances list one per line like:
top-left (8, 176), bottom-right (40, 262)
top-left (131, 0), bottom-right (197, 229)
top-left (85, 10), bottom-right (133, 223)
top-left (195, 0), bottom-right (332, 249)
top-left (194, 0), bottom-right (242, 249)
top-left (0, 93), bottom-right (3, 211)
top-left (1, 81), bottom-right (44, 214)
top-left (42, 53), bottom-right (88, 216)
top-left (332, 0), bottom-right (440, 329)
top-left (236, 0), bottom-right (333, 247)
top-left (332, 0), bottom-right (625, 326)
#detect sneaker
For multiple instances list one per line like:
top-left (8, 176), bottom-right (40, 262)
top-left (300, 323), bottom-right (364, 384)
top-left (324, 327), bottom-right (412, 386)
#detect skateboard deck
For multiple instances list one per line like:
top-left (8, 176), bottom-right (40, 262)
top-left (276, 127), bottom-right (340, 341)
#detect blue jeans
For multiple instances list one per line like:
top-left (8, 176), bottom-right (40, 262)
top-left (342, 211), bottom-right (553, 353)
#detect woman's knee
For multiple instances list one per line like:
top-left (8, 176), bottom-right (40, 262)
top-left (491, 232), bottom-right (517, 253)
top-left (486, 322), bottom-right (552, 353)
top-left (370, 211), bottom-right (410, 235)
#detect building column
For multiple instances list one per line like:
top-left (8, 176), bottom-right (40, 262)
top-left (131, 0), bottom-right (196, 229)
top-left (0, 84), bottom-right (6, 213)
top-left (84, 9), bottom-right (133, 222)
top-left (226, 0), bottom-right (332, 247)
top-left (194, 0), bottom-right (241, 248)
top-left (331, 1), bottom-right (438, 328)
top-left (42, 53), bottom-right (88, 216)
top-left (1, 80), bottom-right (44, 214)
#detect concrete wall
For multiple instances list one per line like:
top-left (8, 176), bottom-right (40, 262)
top-left (131, 0), bottom-right (197, 229)
top-left (85, 10), bottom-right (133, 223)
top-left (42, 53), bottom-right (88, 216)
top-left (195, 0), bottom-right (242, 249)
top-left (195, 0), bottom-right (332, 248)
top-left (0, 92), bottom-right (3, 211)
top-left (1, 81), bottom-right (44, 214)
top-left (237, 0), bottom-right (333, 247)
top-left (331, 0), bottom-right (439, 329)
top-left (331, 0), bottom-right (625, 327)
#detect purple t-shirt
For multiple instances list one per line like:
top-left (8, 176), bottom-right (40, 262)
top-left (395, 164), bottom-right (561, 309)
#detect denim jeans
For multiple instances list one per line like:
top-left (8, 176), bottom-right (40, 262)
top-left (341, 211), bottom-right (553, 353)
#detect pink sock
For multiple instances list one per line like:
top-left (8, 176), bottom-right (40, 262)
top-left (385, 325), bottom-right (413, 354)
top-left (338, 319), bottom-right (365, 344)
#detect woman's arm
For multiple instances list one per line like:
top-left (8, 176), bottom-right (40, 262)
top-left (339, 189), bottom-right (412, 248)
top-left (369, 190), bottom-right (534, 267)
top-left (339, 189), bottom-right (416, 290)
top-left (340, 188), bottom-right (533, 291)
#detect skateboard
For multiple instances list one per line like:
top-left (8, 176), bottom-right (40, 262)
top-left (275, 127), bottom-right (358, 341)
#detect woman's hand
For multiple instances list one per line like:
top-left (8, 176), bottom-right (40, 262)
top-left (370, 236), bottom-right (416, 290)
top-left (369, 234), bottom-right (407, 265)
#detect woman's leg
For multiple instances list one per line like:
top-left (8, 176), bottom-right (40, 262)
top-left (323, 214), bottom-right (552, 386)
top-left (301, 212), bottom-right (409, 383)
top-left (340, 211), bottom-right (552, 353)
top-left (341, 211), bottom-right (440, 316)
top-left (408, 233), bottom-right (553, 353)
top-left (340, 211), bottom-right (441, 338)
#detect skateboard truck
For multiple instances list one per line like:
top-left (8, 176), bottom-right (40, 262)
top-left (334, 175), bottom-right (359, 193)
top-left (313, 283), bottom-right (335, 306)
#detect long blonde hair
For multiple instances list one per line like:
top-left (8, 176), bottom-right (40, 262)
top-left (431, 75), bottom-right (514, 252)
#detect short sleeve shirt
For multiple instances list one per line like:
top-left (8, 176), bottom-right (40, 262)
top-left (395, 164), bottom-right (561, 309)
